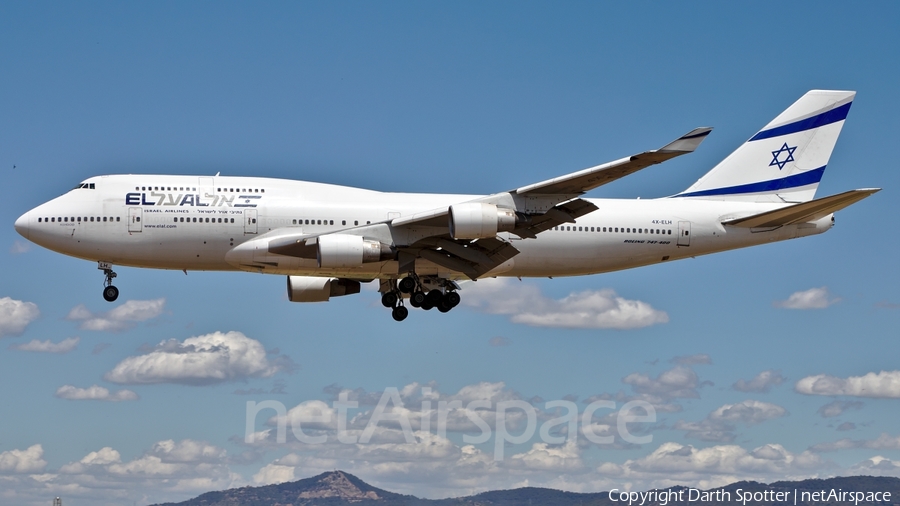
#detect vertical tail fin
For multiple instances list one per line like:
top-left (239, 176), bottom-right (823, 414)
top-left (676, 90), bottom-right (855, 202)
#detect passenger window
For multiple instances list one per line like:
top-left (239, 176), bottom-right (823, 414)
top-left (116, 217), bottom-right (120, 222)
top-left (342, 220), bottom-right (346, 225)
top-left (230, 218), bottom-right (234, 223)
top-left (38, 218), bottom-right (42, 223)
top-left (354, 221), bottom-right (358, 225)
top-left (330, 220), bottom-right (334, 225)
top-left (317, 220), bottom-right (321, 225)
top-left (174, 218), bottom-right (178, 222)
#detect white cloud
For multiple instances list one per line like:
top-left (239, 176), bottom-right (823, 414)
top-left (66, 298), bottom-right (166, 332)
top-left (582, 364), bottom-right (711, 414)
top-left (0, 445), bottom-right (47, 474)
top-left (795, 370), bottom-right (900, 398)
top-left (9, 240), bottom-right (31, 254)
top-left (0, 297), bottom-right (40, 338)
top-left (670, 354), bottom-right (712, 365)
top-left (810, 433), bottom-right (900, 453)
top-left (10, 337), bottom-right (79, 353)
top-left (462, 278), bottom-right (668, 329)
top-left (851, 456), bottom-right (900, 476)
top-left (42, 439), bottom-right (242, 504)
top-left (774, 287), bottom-right (839, 309)
top-left (252, 462), bottom-right (296, 485)
top-left (598, 442), bottom-right (824, 489)
top-left (708, 400), bottom-right (787, 425)
top-left (104, 330), bottom-right (290, 385)
top-left (675, 400), bottom-right (787, 443)
top-left (508, 440), bottom-right (583, 470)
top-left (55, 384), bottom-right (138, 402)
top-left (732, 369), bottom-right (786, 393)
top-left (817, 400), bottom-right (864, 418)
top-left (623, 366), bottom-right (703, 401)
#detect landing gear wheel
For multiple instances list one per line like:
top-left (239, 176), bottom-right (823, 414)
top-left (426, 290), bottom-right (443, 305)
top-left (398, 277), bottom-right (416, 293)
top-left (103, 285), bottom-right (119, 302)
top-left (381, 292), bottom-right (398, 308)
top-left (100, 265), bottom-right (119, 302)
top-left (437, 300), bottom-right (451, 313)
top-left (445, 291), bottom-right (461, 308)
top-left (410, 291), bottom-right (426, 308)
top-left (392, 305), bottom-right (409, 321)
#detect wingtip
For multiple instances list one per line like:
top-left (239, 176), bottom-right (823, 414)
top-left (659, 127), bottom-right (713, 153)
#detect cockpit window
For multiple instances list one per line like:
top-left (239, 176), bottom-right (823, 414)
top-left (72, 183), bottom-right (96, 190)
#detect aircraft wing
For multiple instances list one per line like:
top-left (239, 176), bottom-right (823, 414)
top-left (390, 127), bottom-right (711, 230)
top-left (268, 128), bottom-right (708, 278)
top-left (722, 188), bottom-right (880, 228)
top-left (513, 127), bottom-right (712, 196)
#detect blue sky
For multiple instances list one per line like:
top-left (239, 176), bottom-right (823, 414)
top-left (1, 2), bottom-right (899, 504)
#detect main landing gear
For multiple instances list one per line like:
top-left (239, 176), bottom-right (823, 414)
top-left (380, 275), bottom-right (461, 322)
top-left (98, 261), bottom-right (119, 302)
top-left (380, 290), bottom-right (409, 322)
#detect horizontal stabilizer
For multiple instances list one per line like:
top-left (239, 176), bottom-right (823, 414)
top-left (722, 188), bottom-right (880, 228)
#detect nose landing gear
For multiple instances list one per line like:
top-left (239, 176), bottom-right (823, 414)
top-left (98, 261), bottom-right (119, 302)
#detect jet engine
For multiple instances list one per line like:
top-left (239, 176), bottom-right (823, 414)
top-left (286, 276), bottom-right (361, 302)
top-left (449, 203), bottom-right (517, 239)
top-left (316, 234), bottom-right (394, 268)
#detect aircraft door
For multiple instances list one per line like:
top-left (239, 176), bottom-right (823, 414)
top-left (677, 221), bottom-right (691, 247)
top-left (128, 207), bottom-right (142, 233)
top-left (244, 209), bottom-right (258, 235)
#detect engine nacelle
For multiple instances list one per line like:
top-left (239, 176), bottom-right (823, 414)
top-left (286, 276), bottom-right (361, 302)
top-left (316, 234), bottom-right (393, 268)
top-left (449, 203), bottom-right (517, 239)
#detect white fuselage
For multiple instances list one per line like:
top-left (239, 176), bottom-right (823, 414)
top-left (15, 174), bottom-right (832, 280)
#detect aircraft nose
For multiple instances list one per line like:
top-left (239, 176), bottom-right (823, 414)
top-left (14, 212), bottom-right (30, 240)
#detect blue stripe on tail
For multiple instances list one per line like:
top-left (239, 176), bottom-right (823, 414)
top-left (749, 103), bottom-right (851, 141)
top-left (674, 166), bottom-right (826, 198)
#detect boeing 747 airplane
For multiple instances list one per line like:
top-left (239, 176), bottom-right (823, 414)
top-left (14, 90), bottom-right (879, 321)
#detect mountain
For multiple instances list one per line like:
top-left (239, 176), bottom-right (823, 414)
top-left (151, 470), bottom-right (422, 506)
top-left (151, 471), bottom-right (900, 506)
